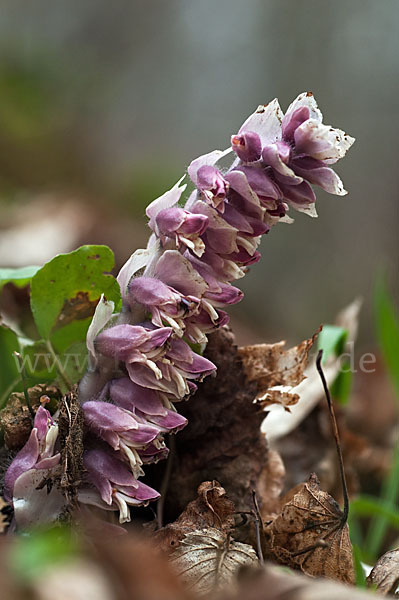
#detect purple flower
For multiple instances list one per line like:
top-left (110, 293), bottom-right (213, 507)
top-left (139, 442), bottom-right (169, 464)
top-left (231, 131), bottom-right (262, 163)
top-left (108, 377), bottom-right (188, 433)
top-left (154, 250), bottom-right (208, 298)
top-left (127, 276), bottom-right (201, 336)
top-left (184, 308), bottom-right (230, 344)
top-left (196, 166), bottom-right (229, 210)
top-left (83, 400), bottom-right (161, 475)
top-left (127, 338), bottom-right (216, 398)
top-left (188, 148), bottom-right (232, 212)
top-left (150, 207), bottom-right (208, 257)
top-left (4, 406), bottom-right (60, 503)
top-left (95, 324), bottom-right (173, 377)
top-left (240, 93), bottom-right (354, 216)
top-left (82, 448), bottom-right (160, 523)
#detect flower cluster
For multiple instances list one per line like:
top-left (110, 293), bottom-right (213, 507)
top-left (4, 93), bottom-right (354, 527)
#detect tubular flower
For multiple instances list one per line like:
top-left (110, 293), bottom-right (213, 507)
top-left (108, 377), bottom-right (188, 433)
top-left (151, 207), bottom-right (208, 257)
top-left (80, 448), bottom-right (160, 523)
top-left (4, 406), bottom-right (60, 504)
top-left (233, 92), bottom-right (354, 215)
top-left (82, 400), bottom-right (160, 476)
top-left (5, 93), bottom-right (353, 529)
top-left (127, 276), bottom-right (201, 336)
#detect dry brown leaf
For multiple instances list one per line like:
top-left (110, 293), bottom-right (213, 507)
top-left (219, 563), bottom-right (384, 600)
top-left (260, 391), bottom-right (300, 412)
top-left (266, 473), bottom-right (354, 584)
top-left (367, 549), bottom-right (399, 595)
top-left (170, 528), bottom-right (258, 595)
top-left (263, 299), bottom-right (361, 443)
top-left (256, 450), bottom-right (285, 519)
top-left (155, 481), bottom-right (235, 552)
top-left (238, 329), bottom-right (319, 408)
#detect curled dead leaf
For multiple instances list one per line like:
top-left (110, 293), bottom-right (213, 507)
top-left (266, 473), bottom-right (354, 584)
top-left (170, 528), bottom-right (258, 595)
top-left (238, 329), bottom-right (319, 409)
top-left (155, 481), bottom-right (235, 552)
top-left (260, 391), bottom-right (299, 412)
top-left (263, 299), bottom-right (361, 443)
top-left (367, 549), bottom-right (399, 595)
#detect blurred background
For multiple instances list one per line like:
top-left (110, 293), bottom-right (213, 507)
top-left (0, 0), bottom-right (397, 348)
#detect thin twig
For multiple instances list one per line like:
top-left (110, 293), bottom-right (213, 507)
top-left (316, 349), bottom-right (349, 523)
top-left (156, 434), bottom-right (175, 529)
top-left (252, 489), bottom-right (264, 564)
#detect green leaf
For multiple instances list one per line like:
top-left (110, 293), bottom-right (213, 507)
top-left (374, 277), bottom-right (399, 396)
top-left (331, 364), bottom-right (352, 405)
top-left (317, 324), bottom-right (348, 364)
top-left (0, 324), bottom-right (22, 407)
top-left (350, 496), bottom-right (399, 528)
top-left (30, 245), bottom-right (121, 340)
top-left (20, 341), bottom-right (57, 384)
top-left (50, 317), bottom-right (93, 354)
top-left (0, 265), bottom-right (40, 290)
top-left (365, 445), bottom-right (399, 562)
top-left (352, 544), bottom-right (367, 588)
top-left (58, 341), bottom-right (89, 389)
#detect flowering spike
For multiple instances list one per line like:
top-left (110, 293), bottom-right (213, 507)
top-left (5, 92), bottom-right (354, 529)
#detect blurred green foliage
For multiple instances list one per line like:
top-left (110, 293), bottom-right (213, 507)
top-left (350, 279), bottom-right (399, 573)
top-left (0, 266), bottom-right (40, 290)
top-left (317, 324), bottom-right (352, 406)
top-left (10, 526), bottom-right (80, 582)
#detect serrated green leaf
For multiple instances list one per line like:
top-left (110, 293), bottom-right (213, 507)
top-left (30, 245), bottom-right (121, 340)
top-left (0, 324), bottom-right (23, 406)
top-left (0, 265), bottom-right (40, 290)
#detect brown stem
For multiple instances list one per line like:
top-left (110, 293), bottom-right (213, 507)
top-left (316, 349), bottom-right (349, 523)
